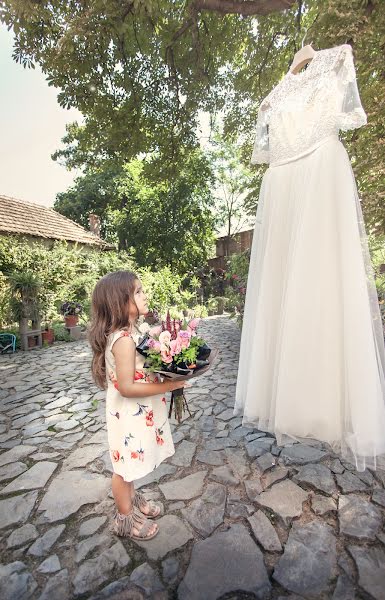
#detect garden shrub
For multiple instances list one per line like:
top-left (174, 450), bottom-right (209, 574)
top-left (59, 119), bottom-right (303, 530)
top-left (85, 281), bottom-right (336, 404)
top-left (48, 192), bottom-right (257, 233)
top-left (0, 236), bottom-right (202, 328)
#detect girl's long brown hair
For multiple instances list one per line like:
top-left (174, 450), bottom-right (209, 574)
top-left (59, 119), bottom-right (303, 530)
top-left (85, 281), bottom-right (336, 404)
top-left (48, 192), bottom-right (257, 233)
top-left (89, 270), bottom-right (139, 388)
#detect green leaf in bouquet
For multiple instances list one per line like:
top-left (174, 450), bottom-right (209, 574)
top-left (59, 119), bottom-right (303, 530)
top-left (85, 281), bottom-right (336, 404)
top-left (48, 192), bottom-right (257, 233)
top-left (144, 349), bottom-right (164, 371)
top-left (175, 346), bottom-right (198, 366)
top-left (190, 336), bottom-right (205, 349)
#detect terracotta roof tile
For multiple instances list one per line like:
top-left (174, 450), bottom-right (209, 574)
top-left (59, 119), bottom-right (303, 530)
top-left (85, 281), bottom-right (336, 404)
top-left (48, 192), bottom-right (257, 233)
top-left (0, 195), bottom-right (110, 247)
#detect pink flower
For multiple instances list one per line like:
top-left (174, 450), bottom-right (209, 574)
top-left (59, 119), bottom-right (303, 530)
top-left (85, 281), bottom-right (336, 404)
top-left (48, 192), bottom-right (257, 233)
top-left (159, 331), bottom-right (171, 345)
top-left (178, 330), bottom-right (191, 349)
top-left (150, 325), bottom-right (162, 337)
top-left (161, 348), bottom-right (173, 364)
top-left (188, 318), bottom-right (199, 330)
top-left (170, 338), bottom-right (182, 355)
top-left (179, 330), bottom-right (191, 340)
top-left (148, 338), bottom-right (161, 352)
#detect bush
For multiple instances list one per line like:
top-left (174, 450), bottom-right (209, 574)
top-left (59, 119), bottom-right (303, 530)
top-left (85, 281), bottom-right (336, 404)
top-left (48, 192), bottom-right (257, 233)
top-left (52, 321), bottom-right (70, 342)
top-left (138, 266), bottom-right (198, 315)
top-left (0, 272), bottom-right (10, 328)
top-left (196, 266), bottom-right (226, 300)
top-left (190, 304), bottom-right (208, 318)
top-left (0, 236), bottom-right (202, 329)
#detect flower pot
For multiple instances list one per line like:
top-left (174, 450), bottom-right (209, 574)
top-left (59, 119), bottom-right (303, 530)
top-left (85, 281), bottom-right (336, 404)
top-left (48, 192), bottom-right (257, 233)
top-left (42, 329), bottom-right (54, 345)
top-left (144, 311), bottom-right (158, 325)
top-left (64, 315), bottom-right (79, 328)
top-left (28, 336), bottom-right (37, 348)
top-left (217, 300), bottom-right (225, 315)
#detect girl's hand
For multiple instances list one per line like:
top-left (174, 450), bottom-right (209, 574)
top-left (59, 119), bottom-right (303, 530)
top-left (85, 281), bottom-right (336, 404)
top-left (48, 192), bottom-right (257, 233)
top-left (163, 380), bottom-right (191, 392)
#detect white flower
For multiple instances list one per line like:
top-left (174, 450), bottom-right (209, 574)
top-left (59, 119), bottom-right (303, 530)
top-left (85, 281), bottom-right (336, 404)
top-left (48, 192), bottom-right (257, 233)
top-left (138, 322), bottom-right (151, 334)
top-left (159, 330), bottom-right (171, 345)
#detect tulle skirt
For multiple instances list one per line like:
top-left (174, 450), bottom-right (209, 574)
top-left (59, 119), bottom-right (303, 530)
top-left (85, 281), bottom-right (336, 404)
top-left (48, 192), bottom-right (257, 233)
top-left (234, 137), bottom-right (385, 472)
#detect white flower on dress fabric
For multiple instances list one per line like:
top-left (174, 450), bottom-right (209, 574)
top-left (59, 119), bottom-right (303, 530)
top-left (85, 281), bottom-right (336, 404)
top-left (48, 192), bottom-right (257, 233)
top-left (138, 322), bottom-right (151, 334)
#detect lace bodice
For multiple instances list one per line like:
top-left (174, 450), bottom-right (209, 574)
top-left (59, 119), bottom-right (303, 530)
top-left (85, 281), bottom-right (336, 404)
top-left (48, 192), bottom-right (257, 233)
top-left (251, 44), bottom-right (367, 166)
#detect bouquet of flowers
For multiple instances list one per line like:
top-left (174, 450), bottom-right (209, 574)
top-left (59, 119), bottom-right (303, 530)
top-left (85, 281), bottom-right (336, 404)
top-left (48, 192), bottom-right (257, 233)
top-left (137, 311), bottom-right (217, 422)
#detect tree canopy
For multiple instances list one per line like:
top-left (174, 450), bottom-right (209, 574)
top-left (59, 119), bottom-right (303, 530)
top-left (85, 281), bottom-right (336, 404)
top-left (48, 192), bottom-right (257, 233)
top-left (1, 0), bottom-right (384, 233)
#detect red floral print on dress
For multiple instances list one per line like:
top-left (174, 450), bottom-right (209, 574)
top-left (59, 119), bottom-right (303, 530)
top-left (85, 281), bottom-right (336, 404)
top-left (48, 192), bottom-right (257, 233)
top-left (133, 403), bottom-right (154, 427)
top-left (134, 370), bottom-right (145, 381)
top-left (161, 396), bottom-right (167, 405)
top-left (108, 370), bottom-right (119, 390)
top-left (146, 410), bottom-right (154, 427)
top-left (119, 330), bottom-right (132, 338)
top-left (112, 450), bottom-right (120, 462)
top-left (155, 419), bottom-right (166, 446)
top-left (131, 443), bottom-right (144, 462)
top-left (155, 430), bottom-right (165, 445)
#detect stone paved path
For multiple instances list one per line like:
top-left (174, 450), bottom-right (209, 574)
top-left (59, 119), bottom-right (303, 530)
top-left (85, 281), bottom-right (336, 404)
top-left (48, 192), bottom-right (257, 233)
top-left (0, 316), bottom-right (385, 600)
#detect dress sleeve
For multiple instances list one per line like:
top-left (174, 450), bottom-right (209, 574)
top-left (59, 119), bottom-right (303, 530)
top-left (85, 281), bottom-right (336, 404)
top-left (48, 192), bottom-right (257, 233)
top-left (109, 329), bottom-right (134, 353)
top-left (250, 103), bottom-right (270, 165)
top-left (335, 44), bottom-right (367, 131)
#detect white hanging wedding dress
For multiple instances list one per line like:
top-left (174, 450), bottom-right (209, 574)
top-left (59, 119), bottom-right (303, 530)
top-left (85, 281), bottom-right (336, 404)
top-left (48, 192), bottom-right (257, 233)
top-left (234, 44), bottom-right (385, 472)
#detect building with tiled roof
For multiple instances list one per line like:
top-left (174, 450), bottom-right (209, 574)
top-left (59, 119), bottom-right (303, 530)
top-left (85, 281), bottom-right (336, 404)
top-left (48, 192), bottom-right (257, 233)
top-left (0, 195), bottom-right (112, 249)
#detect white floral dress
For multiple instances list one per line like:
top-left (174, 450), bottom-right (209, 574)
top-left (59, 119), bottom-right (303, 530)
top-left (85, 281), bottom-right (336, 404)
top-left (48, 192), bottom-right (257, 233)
top-left (105, 327), bottom-right (175, 482)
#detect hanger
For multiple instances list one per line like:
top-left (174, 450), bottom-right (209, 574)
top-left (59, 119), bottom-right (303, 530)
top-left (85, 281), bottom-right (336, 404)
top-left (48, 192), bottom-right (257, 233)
top-left (290, 32), bottom-right (317, 74)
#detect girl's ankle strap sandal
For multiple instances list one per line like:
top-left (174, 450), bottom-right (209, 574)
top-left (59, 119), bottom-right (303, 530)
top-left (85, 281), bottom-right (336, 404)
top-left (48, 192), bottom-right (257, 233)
top-left (113, 506), bottom-right (159, 540)
top-left (133, 490), bottom-right (161, 518)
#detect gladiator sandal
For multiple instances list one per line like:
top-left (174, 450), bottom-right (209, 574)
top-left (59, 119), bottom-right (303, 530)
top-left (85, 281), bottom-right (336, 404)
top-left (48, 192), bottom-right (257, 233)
top-left (133, 490), bottom-right (161, 519)
top-left (113, 506), bottom-right (159, 540)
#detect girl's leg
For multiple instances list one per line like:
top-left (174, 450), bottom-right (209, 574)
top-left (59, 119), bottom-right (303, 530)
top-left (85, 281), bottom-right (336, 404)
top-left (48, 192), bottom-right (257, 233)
top-left (111, 474), bottom-right (157, 536)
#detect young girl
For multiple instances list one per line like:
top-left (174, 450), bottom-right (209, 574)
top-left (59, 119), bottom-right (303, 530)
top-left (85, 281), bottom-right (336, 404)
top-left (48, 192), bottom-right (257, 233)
top-left (89, 270), bottom-right (188, 541)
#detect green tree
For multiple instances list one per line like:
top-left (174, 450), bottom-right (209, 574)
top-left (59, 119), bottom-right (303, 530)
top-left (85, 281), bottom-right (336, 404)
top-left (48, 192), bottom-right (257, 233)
top-left (55, 164), bottom-right (122, 243)
top-left (55, 149), bottom-right (216, 273)
top-left (210, 132), bottom-right (255, 255)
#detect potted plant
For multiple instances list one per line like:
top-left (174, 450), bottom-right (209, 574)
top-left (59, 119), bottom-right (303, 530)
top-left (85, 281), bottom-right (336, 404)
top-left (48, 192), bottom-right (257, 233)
top-left (215, 296), bottom-right (227, 315)
top-left (8, 271), bottom-right (42, 350)
top-left (144, 308), bottom-right (159, 326)
top-left (28, 336), bottom-right (37, 348)
top-left (207, 297), bottom-right (218, 316)
top-left (60, 301), bottom-right (83, 328)
top-left (42, 322), bottom-right (55, 345)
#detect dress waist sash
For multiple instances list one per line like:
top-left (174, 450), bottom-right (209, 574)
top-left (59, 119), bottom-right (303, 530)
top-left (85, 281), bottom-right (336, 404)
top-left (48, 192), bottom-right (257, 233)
top-left (269, 134), bottom-right (340, 168)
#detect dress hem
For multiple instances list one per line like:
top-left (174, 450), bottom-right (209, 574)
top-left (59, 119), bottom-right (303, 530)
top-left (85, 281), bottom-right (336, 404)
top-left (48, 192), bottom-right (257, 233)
top-left (112, 448), bottom-right (176, 483)
top-left (238, 413), bottom-right (385, 472)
